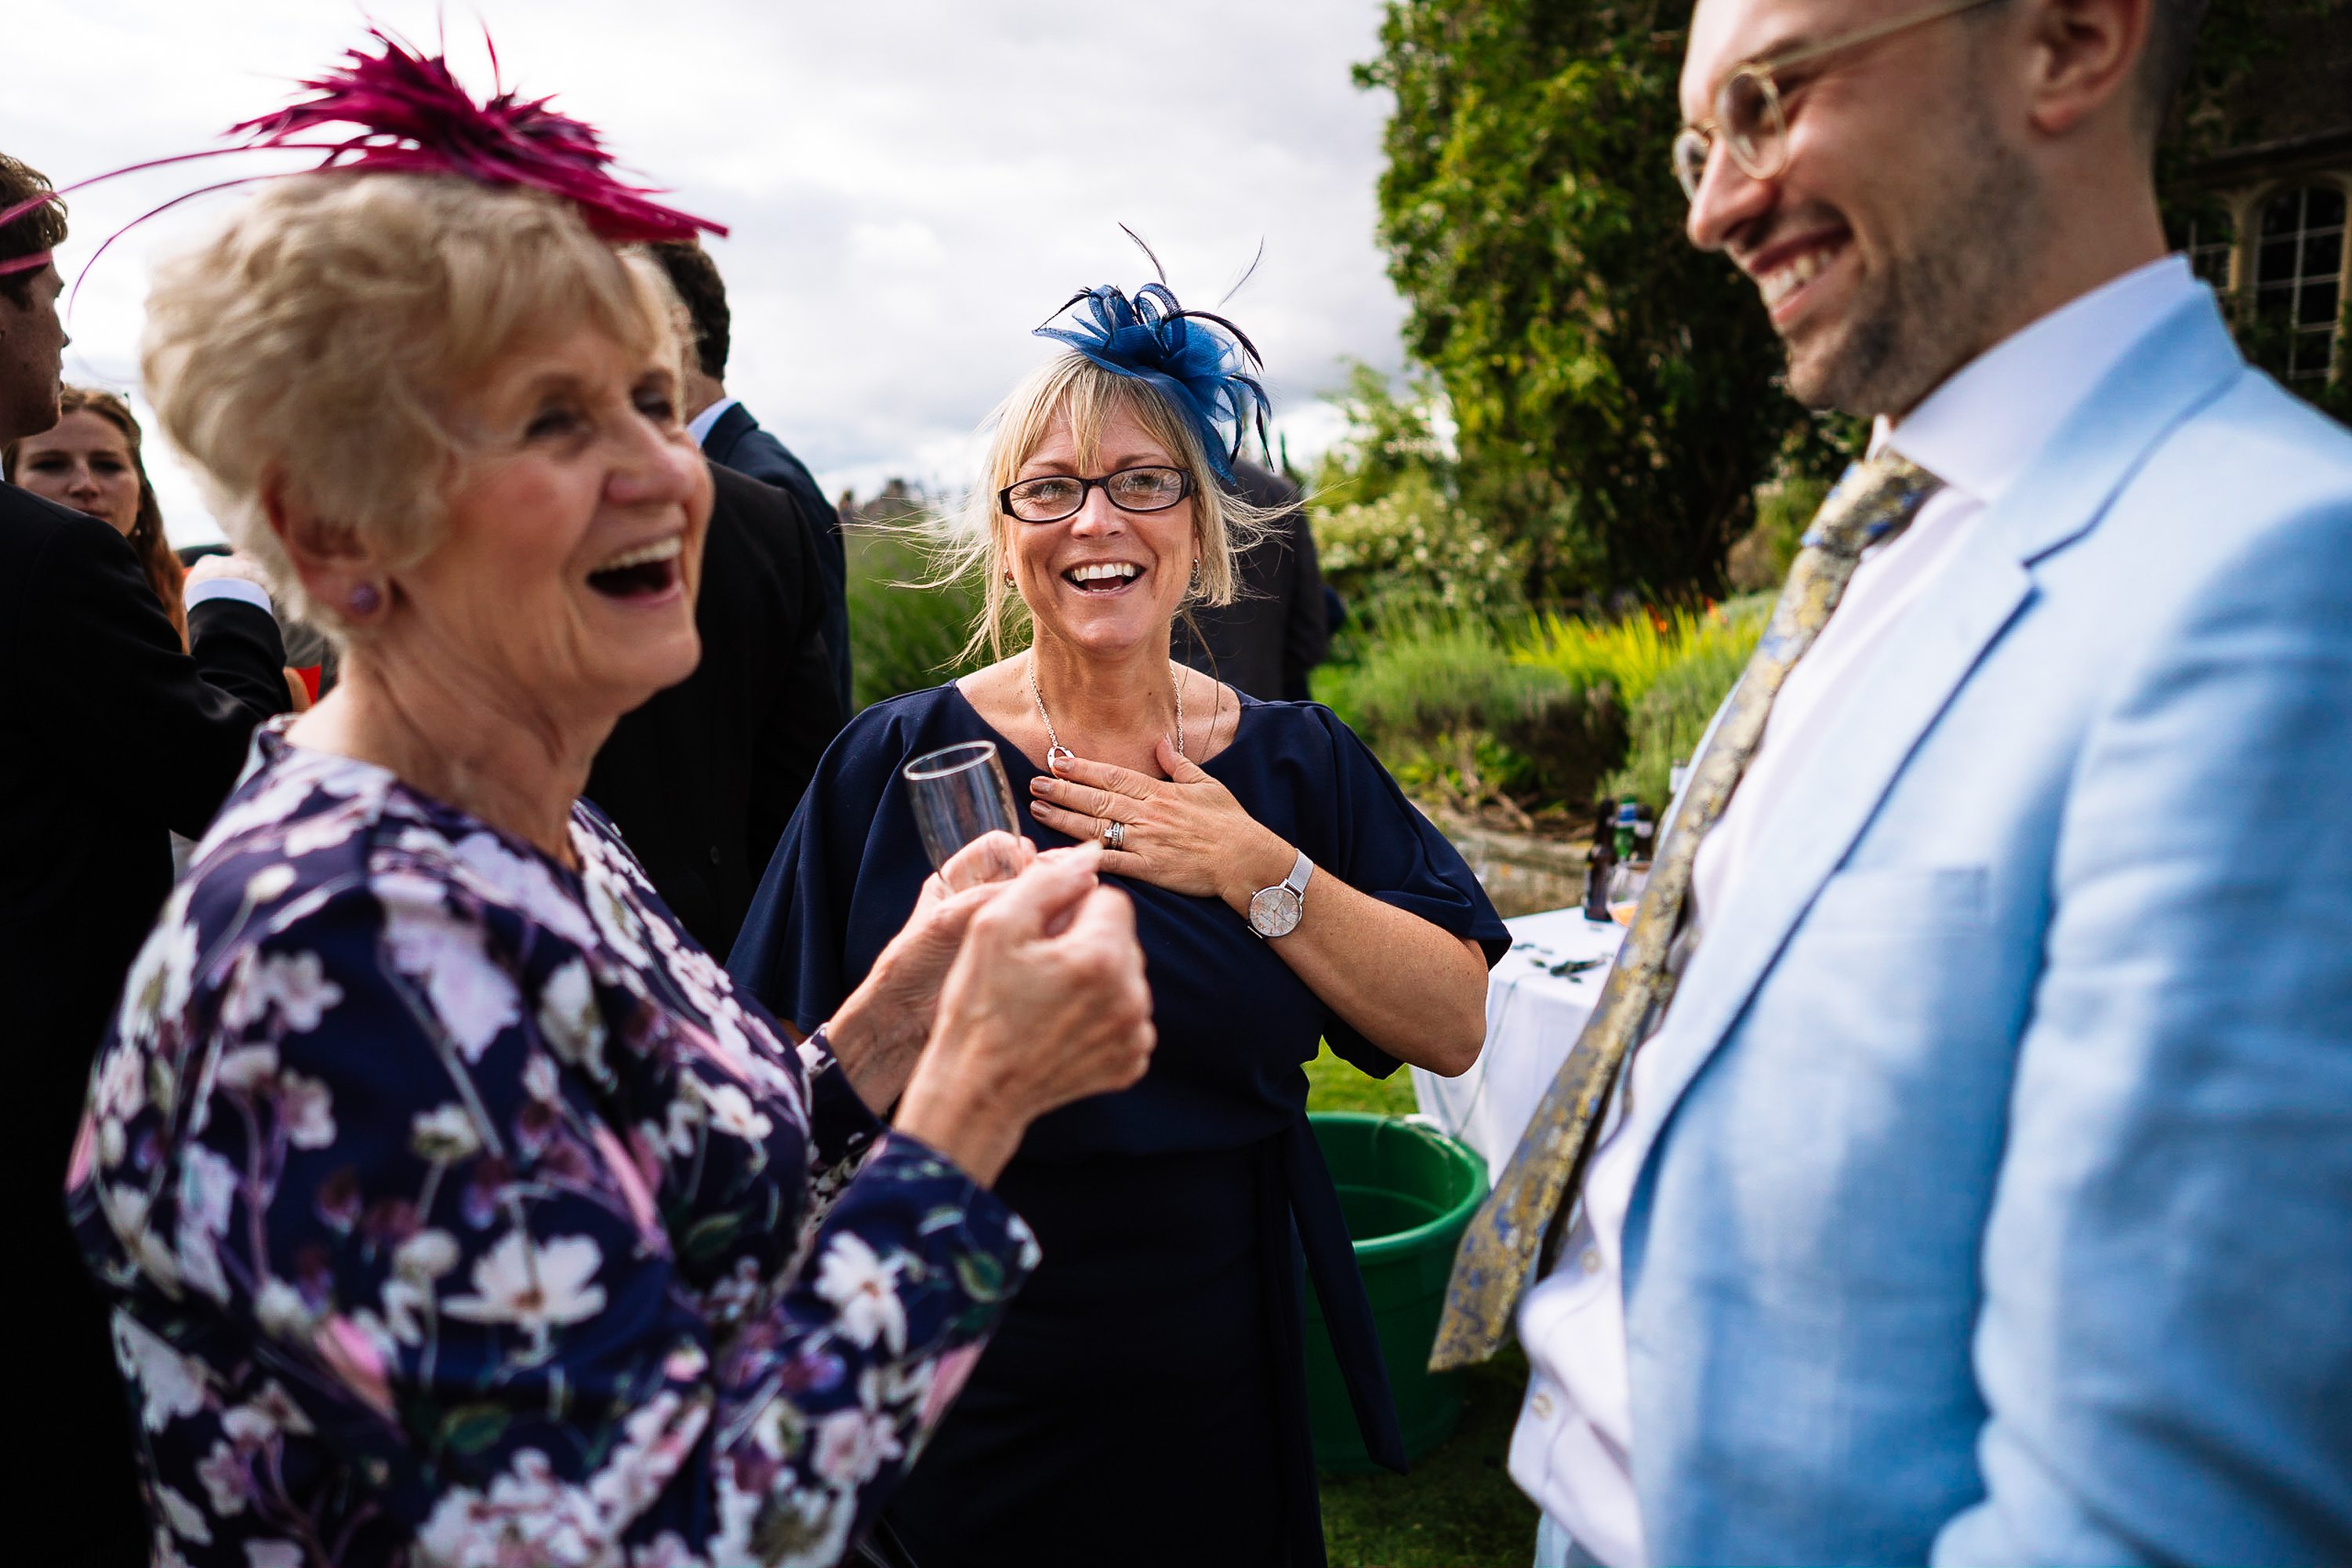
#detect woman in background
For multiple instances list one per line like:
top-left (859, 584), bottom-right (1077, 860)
top-left (6, 385), bottom-right (188, 646)
top-left (9, 387), bottom-right (313, 715)
top-left (732, 278), bottom-right (1508, 1567)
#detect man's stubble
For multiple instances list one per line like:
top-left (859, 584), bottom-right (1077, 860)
top-left (1792, 98), bottom-right (2042, 420)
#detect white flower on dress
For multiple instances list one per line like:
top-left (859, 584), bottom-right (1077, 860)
top-left (215, 1045), bottom-right (280, 1097)
top-left (663, 1097), bottom-right (702, 1159)
top-left (584, 1390), bottom-right (709, 1529)
top-left (156, 1483), bottom-right (212, 1544)
top-left (813, 1234), bottom-right (906, 1354)
top-left (584, 863), bottom-right (652, 971)
top-left (174, 1144), bottom-right (241, 1304)
top-left (243, 1541), bottom-right (306, 1568)
top-left (695, 1080), bottom-right (774, 1144)
top-left (118, 920), bottom-right (200, 1041)
top-left (382, 897), bottom-right (521, 1063)
top-left (282, 796), bottom-right (376, 857)
top-left (277, 1070), bottom-right (336, 1149)
top-left (252, 1279), bottom-right (312, 1340)
top-left (522, 1051), bottom-right (561, 1104)
top-left (93, 1044), bottom-right (146, 1168)
top-left (441, 1231), bottom-right (608, 1344)
top-left (376, 1239), bottom-right (445, 1342)
top-left (197, 1440), bottom-right (252, 1516)
top-left (244, 864), bottom-right (297, 904)
top-left (535, 960), bottom-right (607, 1073)
top-left (811, 1406), bottom-right (903, 1488)
top-left (114, 1317), bottom-right (208, 1431)
top-left (222, 1381), bottom-right (314, 1444)
top-left (415, 1449), bottom-right (604, 1568)
top-left (394, 1229), bottom-right (461, 1282)
top-left (448, 832), bottom-right (599, 949)
top-left (221, 950), bottom-right (345, 1034)
top-left (93, 1043), bottom-right (146, 1126)
top-left (100, 1182), bottom-right (183, 1294)
top-left (409, 1103), bottom-right (483, 1163)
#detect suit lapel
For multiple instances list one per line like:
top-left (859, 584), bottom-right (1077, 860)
top-left (702, 401), bottom-right (757, 468)
top-left (1620, 293), bottom-right (2247, 1170)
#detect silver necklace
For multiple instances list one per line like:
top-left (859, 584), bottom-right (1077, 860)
top-left (1029, 651), bottom-right (1185, 772)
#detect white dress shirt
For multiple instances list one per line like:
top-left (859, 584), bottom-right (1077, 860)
top-left (183, 577), bottom-right (274, 616)
top-left (1508, 256), bottom-right (2205, 1566)
top-left (687, 394), bottom-right (741, 448)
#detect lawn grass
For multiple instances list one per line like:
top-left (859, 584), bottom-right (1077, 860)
top-left (1305, 1044), bottom-right (1540, 1566)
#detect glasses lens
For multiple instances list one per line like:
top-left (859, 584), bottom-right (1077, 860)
top-left (1008, 477), bottom-right (1083, 521)
top-left (1105, 467), bottom-right (1188, 511)
top-left (1671, 128), bottom-right (1711, 200)
top-left (1720, 68), bottom-right (1782, 177)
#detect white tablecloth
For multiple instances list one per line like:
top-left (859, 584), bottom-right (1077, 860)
top-left (1412, 906), bottom-right (1625, 1181)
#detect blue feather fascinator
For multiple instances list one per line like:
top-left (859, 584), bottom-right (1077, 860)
top-left (1033, 241), bottom-right (1271, 482)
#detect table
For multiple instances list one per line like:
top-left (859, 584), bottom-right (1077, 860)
top-left (1411, 906), bottom-right (1624, 1181)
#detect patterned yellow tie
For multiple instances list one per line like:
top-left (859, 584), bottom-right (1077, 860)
top-left (1430, 453), bottom-right (1944, 1370)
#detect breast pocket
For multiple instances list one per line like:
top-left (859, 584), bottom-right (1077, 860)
top-left (1801, 865), bottom-right (1991, 934)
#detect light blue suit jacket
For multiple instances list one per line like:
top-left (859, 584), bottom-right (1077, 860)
top-left (1617, 291), bottom-right (2352, 1564)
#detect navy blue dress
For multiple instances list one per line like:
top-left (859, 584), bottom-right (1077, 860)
top-left (730, 684), bottom-right (1506, 1567)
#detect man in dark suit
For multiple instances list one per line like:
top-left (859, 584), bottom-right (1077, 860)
top-left (650, 240), bottom-right (854, 715)
top-left (1, 151), bottom-right (289, 1566)
top-left (586, 461), bottom-right (844, 956)
top-left (1174, 458), bottom-right (1330, 702)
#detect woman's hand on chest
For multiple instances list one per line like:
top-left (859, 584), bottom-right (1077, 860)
top-left (1027, 737), bottom-right (1294, 910)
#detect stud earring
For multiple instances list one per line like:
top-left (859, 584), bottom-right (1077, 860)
top-left (347, 582), bottom-right (382, 615)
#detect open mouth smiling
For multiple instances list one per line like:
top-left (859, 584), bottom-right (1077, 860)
top-left (1062, 561), bottom-right (1145, 595)
top-left (586, 535), bottom-right (684, 602)
top-left (1748, 228), bottom-right (1852, 325)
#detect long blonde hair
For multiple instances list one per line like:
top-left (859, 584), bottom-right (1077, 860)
top-left (938, 354), bottom-right (1276, 665)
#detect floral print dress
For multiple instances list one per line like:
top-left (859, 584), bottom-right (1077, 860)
top-left (67, 722), bottom-right (1038, 1568)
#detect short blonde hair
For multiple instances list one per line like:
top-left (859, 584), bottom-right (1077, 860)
top-left (946, 353), bottom-right (1273, 664)
top-left (142, 172), bottom-right (679, 634)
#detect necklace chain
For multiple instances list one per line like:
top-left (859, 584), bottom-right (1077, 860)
top-left (1029, 652), bottom-right (1185, 770)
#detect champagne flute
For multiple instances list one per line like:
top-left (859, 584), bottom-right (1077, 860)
top-left (903, 741), bottom-right (1025, 891)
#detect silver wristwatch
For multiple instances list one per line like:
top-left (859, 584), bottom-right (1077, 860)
top-left (1247, 849), bottom-right (1313, 939)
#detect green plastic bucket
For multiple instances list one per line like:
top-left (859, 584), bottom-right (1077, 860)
top-left (1301, 1112), bottom-right (1490, 1472)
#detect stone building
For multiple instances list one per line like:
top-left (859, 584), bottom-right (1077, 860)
top-left (2172, 5), bottom-right (2351, 388)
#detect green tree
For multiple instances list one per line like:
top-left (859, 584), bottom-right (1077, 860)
top-left (1359, 0), bottom-right (1834, 606)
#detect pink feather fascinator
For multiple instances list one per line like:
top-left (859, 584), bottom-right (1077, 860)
top-left (0, 28), bottom-right (723, 288)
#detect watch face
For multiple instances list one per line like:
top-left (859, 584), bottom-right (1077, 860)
top-left (1250, 884), bottom-right (1303, 938)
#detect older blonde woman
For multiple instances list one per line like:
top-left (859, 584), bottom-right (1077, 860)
top-left (65, 48), bottom-right (1154, 1568)
top-left (731, 281), bottom-right (1508, 1567)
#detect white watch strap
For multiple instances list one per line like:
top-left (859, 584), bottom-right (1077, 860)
top-left (1284, 850), bottom-right (1312, 900)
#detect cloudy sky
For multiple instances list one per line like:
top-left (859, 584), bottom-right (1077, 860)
top-left (2, 0), bottom-right (1410, 544)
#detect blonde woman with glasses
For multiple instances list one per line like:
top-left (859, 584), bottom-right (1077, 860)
top-left (731, 278), bottom-right (1507, 1568)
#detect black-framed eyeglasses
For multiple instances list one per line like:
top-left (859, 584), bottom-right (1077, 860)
top-left (1672, 0), bottom-right (2006, 202)
top-left (998, 465), bottom-right (1194, 524)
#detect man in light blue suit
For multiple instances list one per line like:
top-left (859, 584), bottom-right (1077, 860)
top-left (1475, 0), bottom-right (2352, 1560)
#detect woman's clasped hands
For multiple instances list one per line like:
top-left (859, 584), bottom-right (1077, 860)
top-left (1027, 737), bottom-right (1295, 911)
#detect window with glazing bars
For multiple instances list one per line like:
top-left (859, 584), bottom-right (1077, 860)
top-left (2254, 184), bottom-right (2347, 384)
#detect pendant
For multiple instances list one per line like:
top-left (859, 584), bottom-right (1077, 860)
top-left (1047, 745), bottom-right (1076, 773)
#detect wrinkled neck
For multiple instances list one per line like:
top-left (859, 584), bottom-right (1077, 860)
top-left (289, 644), bottom-right (604, 867)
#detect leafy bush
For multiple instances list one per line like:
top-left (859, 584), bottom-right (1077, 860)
top-left (1315, 618), bottom-right (1621, 808)
top-left (845, 527), bottom-right (985, 712)
top-left (1312, 468), bottom-right (1524, 636)
top-left (1514, 601), bottom-right (1763, 710)
top-left (1595, 599), bottom-right (1769, 810)
top-left (1725, 474), bottom-right (1830, 592)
